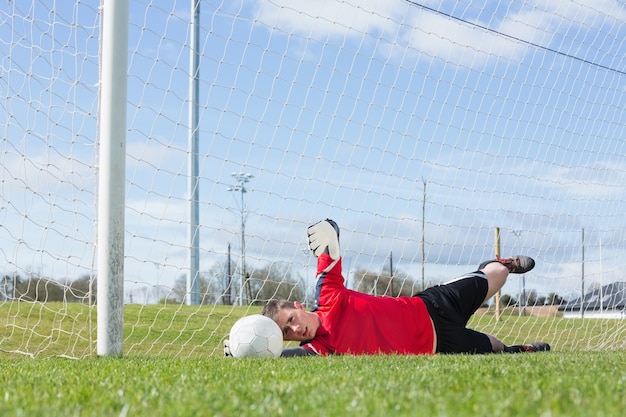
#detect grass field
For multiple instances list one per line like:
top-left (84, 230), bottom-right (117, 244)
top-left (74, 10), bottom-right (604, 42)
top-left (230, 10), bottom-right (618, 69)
top-left (1, 303), bottom-right (625, 416)
top-left (2, 352), bottom-right (625, 416)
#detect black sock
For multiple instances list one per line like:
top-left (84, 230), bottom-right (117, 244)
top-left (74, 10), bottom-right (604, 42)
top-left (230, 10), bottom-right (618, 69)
top-left (503, 345), bottom-right (524, 353)
top-left (478, 259), bottom-right (498, 270)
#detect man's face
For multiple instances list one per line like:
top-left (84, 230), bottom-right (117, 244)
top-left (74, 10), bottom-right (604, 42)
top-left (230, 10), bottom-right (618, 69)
top-left (275, 301), bottom-right (320, 342)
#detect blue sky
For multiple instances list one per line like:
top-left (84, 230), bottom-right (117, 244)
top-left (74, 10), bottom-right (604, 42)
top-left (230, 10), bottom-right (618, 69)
top-left (1, 0), bottom-right (626, 302)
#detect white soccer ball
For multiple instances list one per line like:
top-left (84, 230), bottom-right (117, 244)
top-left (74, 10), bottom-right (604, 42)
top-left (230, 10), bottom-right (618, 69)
top-left (228, 314), bottom-right (283, 358)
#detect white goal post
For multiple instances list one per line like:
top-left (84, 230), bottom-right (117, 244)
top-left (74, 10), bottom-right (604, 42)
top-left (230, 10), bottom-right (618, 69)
top-left (97, 0), bottom-right (129, 357)
top-left (1, 1), bottom-right (625, 359)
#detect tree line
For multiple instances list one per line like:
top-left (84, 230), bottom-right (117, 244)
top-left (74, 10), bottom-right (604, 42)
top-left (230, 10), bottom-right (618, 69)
top-left (1, 263), bottom-right (566, 307)
top-left (1, 273), bottom-right (95, 303)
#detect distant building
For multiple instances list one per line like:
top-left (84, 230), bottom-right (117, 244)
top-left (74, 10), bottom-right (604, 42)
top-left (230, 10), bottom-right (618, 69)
top-left (559, 282), bottom-right (626, 319)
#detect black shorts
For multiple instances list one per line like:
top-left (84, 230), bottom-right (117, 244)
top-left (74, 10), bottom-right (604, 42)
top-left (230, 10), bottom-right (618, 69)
top-left (416, 272), bottom-right (493, 354)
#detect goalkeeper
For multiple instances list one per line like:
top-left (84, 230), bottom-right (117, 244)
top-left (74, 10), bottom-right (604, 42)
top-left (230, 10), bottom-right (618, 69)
top-left (261, 219), bottom-right (550, 357)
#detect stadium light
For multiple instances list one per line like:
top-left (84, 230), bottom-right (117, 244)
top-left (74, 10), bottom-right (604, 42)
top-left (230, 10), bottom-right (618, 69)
top-left (228, 172), bottom-right (254, 306)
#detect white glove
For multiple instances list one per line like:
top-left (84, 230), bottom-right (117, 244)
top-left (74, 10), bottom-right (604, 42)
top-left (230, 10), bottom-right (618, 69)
top-left (307, 219), bottom-right (340, 260)
top-left (224, 340), bottom-right (232, 357)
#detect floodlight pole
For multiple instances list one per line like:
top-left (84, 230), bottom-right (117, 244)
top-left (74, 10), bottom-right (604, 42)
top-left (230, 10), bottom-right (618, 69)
top-left (228, 173), bottom-right (253, 306)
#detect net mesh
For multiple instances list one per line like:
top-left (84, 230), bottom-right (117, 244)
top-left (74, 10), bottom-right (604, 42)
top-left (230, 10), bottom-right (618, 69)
top-left (1, 0), bottom-right (625, 358)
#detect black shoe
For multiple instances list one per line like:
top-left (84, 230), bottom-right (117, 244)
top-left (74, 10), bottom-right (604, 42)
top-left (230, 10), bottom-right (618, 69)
top-left (480, 256), bottom-right (535, 274)
top-left (498, 256), bottom-right (535, 274)
top-left (504, 342), bottom-right (550, 353)
top-left (521, 342), bottom-right (550, 352)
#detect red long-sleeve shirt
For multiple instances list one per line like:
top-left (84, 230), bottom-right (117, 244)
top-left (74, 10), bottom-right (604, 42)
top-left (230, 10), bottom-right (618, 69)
top-left (301, 254), bottom-right (436, 356)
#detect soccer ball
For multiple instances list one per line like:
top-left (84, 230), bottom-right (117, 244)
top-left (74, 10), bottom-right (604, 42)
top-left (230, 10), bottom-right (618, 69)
top-left (228, 314), bottom-right (283, 358)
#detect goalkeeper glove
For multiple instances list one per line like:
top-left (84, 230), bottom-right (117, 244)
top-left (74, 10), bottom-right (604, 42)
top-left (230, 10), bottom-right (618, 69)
top-left (307, 219), bottom-right (340, 260)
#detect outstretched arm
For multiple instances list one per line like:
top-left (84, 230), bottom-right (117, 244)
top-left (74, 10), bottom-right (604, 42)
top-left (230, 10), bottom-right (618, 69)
top-left (281, 347), bottom-right (318, 357)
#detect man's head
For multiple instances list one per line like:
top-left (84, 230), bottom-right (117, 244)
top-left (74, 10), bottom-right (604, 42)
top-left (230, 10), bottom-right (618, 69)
top-left (262, 300), bottom-right (321, 342)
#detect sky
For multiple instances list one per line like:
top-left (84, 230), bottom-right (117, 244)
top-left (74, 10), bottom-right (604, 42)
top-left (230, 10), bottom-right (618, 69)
top-left (1, 0), bottom-right (626, 303)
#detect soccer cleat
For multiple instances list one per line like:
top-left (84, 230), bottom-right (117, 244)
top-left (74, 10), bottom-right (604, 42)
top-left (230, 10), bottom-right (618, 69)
top-left (498, 256), bottom-right (535, 274)
top-left (479, 256), bottom-right (535, 274)
top-left (504, 342), bottom-right (550, 353)
top-left (521, 342), bottom-right (551, 352)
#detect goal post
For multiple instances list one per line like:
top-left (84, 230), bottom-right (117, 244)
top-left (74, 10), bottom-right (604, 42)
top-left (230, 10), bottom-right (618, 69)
top-left (97, 0), bottom-right (129, 357)
top-left (494, 227), bottom-right (501, 322)
top-left (187, 0), bottom-right (201, 306)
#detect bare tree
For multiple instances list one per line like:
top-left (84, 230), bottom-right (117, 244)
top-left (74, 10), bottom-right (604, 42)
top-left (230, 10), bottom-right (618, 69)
top-left (353, 268), bottom-right (417, 297)
top-left (67, 274), bottom-right (96, 303)
top-left (248, 262), bottom-right (305, 305)
top-left (170, 272), bottom-right (223, 305)
top-left (1, 273), bottom-right (21, 300)
top-left (14, 276), bottom-right (65, 302)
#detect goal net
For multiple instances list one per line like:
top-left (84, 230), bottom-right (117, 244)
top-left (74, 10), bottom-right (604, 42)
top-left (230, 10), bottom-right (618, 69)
top-left (1, 0), bottom-right (625, 358)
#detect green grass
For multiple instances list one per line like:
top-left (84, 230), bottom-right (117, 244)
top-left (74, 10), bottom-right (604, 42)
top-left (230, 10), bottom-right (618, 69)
top-left (1, 302), bottom-right (625, 416)
top-left (1, 352), bottom-right (625, 416)
top-left (0, 303), bottom-right (251, 358)
top-left (3, 302), bottom-right (625, 358)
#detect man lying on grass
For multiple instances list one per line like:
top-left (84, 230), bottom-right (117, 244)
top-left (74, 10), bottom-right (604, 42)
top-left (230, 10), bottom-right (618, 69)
top-left (261, 219), bottom-right (550, 357)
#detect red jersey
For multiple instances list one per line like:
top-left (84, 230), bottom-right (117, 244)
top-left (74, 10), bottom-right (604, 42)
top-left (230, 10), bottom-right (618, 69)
top-left (301, 254), bottom-right (435, 356)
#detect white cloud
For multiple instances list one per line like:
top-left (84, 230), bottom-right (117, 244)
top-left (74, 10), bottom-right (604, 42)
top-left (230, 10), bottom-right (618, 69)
top-left (250, 0), bottom-right (625, 68)
top-left (0, 146), bottom-right (95, 198)
top-left (254, 0), bottom-right (408, 37)
top-left (546, 160), bottom-right (626, 198)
